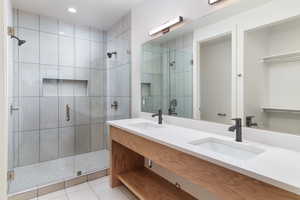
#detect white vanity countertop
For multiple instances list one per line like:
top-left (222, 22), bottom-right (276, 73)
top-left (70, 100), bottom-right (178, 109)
top-left (107, 118), bottom-right (300, 195)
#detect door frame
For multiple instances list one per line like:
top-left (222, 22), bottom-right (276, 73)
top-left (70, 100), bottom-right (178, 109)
top-left (0, 0), bottom-right (9, 199)
top-left (193, 20), bottom-right (238, 122)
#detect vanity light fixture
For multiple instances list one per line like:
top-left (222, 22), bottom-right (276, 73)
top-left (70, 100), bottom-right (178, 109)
top-left (149, 16), bottom-right (183, 36)
top-left (208, 0), bottom-right (222, 5)
top-left (68, 7), bottom-right (77, 13)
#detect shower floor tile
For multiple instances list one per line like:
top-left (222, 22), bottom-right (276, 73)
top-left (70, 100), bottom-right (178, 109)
top-left (9, 150), bottom-right (109, 194)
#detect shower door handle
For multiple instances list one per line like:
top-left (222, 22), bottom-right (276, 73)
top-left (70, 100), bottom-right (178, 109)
top-left (9, 104), bottom-right (19, 114)
top-left (66, 104), bottom-right (71, 122)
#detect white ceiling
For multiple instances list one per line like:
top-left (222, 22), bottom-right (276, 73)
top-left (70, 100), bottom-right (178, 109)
top-left (11, 0), bottom-right (144, 30)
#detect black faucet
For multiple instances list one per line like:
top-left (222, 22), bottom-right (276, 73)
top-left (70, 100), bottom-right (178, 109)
top-left (228, 118), bottom-right (242, 142)
top-left (246, 116), bottom-right (258, 128)
top-left (152, 109), bottom-right (163, 124)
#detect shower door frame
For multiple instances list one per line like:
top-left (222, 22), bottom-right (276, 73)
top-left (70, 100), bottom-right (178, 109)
top-left (0, 0), bottom-right (9, 199)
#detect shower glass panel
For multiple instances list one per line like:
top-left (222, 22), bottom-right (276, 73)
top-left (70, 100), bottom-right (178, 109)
top-left (141, 33), bottom-right (193, 119)
top-left (7, 10), bottom-right (110, 194)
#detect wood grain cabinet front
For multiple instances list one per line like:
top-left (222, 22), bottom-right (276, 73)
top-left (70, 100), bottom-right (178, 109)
top-left (110, 126), bottom-right (300, 200)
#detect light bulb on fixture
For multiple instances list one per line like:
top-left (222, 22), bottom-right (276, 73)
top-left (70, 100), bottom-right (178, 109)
top-left (68, 7), bottom-right (77, 13)
top-left (149, 16), bottom-right (183, 36)
top-left (208, 0), bottom-right (222, 5)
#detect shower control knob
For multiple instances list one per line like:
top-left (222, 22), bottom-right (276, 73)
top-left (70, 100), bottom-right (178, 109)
top-left (111, 101), bottom-right (118, 110)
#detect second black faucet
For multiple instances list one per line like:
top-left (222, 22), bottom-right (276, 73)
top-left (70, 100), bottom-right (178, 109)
top-left (152, 109), bottom-right (163, 124)
top-left (228, 118), bottom-right (242, 142)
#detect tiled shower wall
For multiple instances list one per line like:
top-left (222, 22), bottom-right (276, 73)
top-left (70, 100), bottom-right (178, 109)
top-left (9, 10), bottom-right (107, 168)
top-left (161, 33), bottom-right (193, 118)
top-left (140, 33), bottom-right (193, 118)
top-left (106, 14), bottom-right (131, 121)
top-left (141, 44), bottom-right (163, 113)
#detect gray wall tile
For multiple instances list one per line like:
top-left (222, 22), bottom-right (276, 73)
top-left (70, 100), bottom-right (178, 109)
top-left (75, 97), bottom-right (90, 125)
top-left (19, 130), bottom-right (39, 166)
top-left (59, 127), bottom-right (75, 157)
top-left (40, 97), bottom-right (59, 129)
top-left (40, 129), bottom-right (59, 162)
top-left (40, 32), bottom-right (58, 65)
top-left (19, 97), bottom-right (39, 131)
top-left (91, 123), bottom-right (105, 151)
top-left (18, 10), bottom-right (39, 30)
top-left (90, 69), bottom-right (104, 97)
top-left (59, 36), bottom-right (74, 66)
top-left (90, 97), bottom-right (105, 123)
top-left (59, 21), bottom-right (74, 37)
top-left (40, 16), bottom-right (58, 34)
top-left (19, 63), bottom-right (40, 97)
top-left (75, 39), bottom-right (90, 67)
top-left (75, 125), bottom-right (91, 154)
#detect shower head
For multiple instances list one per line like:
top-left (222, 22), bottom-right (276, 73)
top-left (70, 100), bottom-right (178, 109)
top-left (107, 51), bottom-right (117, 59)
top-left (11, 35), bottom-right (26, 46)
top-left (18, 39), bottom-right (26, 46)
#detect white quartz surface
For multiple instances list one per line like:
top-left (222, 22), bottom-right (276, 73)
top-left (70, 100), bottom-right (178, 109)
top-left (107, 118), bottom-right (300, 195)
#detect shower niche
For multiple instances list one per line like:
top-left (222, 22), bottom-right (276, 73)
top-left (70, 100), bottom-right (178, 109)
top-left (42, 78), bottom-right (89, 97)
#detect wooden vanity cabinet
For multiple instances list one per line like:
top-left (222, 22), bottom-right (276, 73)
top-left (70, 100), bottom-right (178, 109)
top-left (110, 126), bottom-right (300, 200)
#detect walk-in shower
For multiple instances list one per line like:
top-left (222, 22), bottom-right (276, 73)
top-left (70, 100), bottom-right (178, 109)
top-left (7, 9), bottom-right (131, 195)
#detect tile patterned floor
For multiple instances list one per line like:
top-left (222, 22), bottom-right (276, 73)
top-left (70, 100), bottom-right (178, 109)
top-left (30, 176), bottom-right (138, 200)
top-left (9, 150), bottom-right (109, 194)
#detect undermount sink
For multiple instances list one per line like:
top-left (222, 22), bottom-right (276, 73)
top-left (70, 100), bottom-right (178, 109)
top-left (127, 122), bottom-right (164, 130)
top-left (189, 138), bottom-right (265, 161)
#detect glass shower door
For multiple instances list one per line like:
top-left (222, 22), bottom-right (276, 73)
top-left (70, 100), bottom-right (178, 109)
top-left (167, 48), bottom-right (193, 118)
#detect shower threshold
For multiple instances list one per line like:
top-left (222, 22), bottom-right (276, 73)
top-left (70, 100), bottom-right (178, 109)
top-left (8, 150), bottom-right (109, 194)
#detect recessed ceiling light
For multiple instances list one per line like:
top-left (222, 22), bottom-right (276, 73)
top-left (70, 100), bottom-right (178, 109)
top-left (68, 7), bottom-right (77, 13)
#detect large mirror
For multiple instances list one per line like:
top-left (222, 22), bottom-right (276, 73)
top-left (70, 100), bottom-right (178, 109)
top-left (244, 17), bottom-right (300, 135)
top-left (199, 34), bottom-right (233, 125)
top-left (141, 32), bottom-right (194, 118)
top-left (141, 15), bottom-right (300, 136)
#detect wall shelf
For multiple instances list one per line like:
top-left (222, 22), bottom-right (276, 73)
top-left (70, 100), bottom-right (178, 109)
top-left (42, 78), bottom-right (88, 97)
top-left (117, 168), bottom-right (197, 200)
top-left (262, 106), bottom-right (300, 113)
top-left (262, 51), bottom-right (300, 63)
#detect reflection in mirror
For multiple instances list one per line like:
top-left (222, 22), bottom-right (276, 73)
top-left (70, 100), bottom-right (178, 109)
top-left (141, 33), bottom-right (193, 118)
top-left (199, 34), bottom-right (232, 125)
top-left (244, 17), bottom-right (300, 135)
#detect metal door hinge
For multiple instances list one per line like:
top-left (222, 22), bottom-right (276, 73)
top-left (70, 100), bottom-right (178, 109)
top-left (8, 26), bottom-right (15, 36)
top-left (7, 170), bottom-right (15, 181)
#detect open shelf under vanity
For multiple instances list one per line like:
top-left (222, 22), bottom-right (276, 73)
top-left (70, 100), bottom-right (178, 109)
top-left (118, 168), bottom-right (196, 200)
